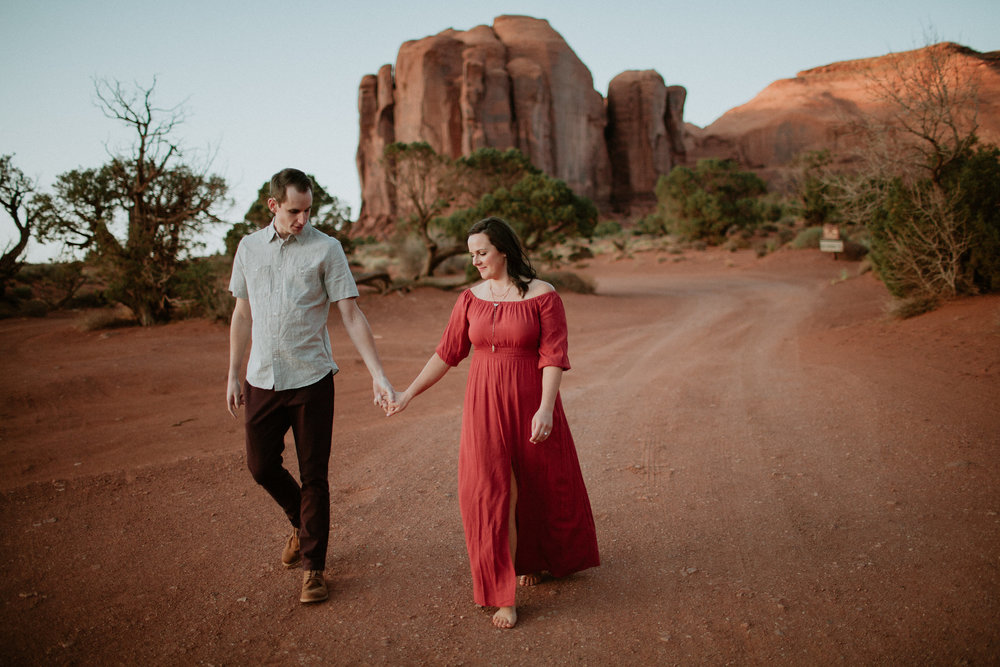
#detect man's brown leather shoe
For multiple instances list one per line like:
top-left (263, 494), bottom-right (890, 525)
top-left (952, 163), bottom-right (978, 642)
top-left (281, 528), bottom-right (301, 569)
top-left (300, 570), bottom-right (328, 603)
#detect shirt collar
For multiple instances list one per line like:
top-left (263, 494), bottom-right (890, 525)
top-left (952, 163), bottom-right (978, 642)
top-left (265, 221), bottom-right (314, 245)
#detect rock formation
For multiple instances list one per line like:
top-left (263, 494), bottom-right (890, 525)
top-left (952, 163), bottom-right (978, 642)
top-left (606, 70), bottom-right (687, 211)
top-left (355, 64), bottom-right (396, 232)
top-left (687, 42), bottom-right (1000, 187)
top-left (354, 16), bottom-right (683, 237)
top-left (354, 23), bottom-right (1000, 236)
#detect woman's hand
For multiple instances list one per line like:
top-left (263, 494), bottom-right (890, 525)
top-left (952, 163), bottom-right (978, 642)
top-left (530, 408), bottom-right (554, 443)
top-left (385, 389), bottom-right (413, 417)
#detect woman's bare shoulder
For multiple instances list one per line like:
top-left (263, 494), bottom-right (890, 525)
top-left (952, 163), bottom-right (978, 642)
top-left (468, 281), bottom-right (488, 299)
top-left (525, 279), bottom-right (556, 298)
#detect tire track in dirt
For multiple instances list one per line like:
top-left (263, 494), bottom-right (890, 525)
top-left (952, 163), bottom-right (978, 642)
top-left (562, 266), bottom-right (883, 659)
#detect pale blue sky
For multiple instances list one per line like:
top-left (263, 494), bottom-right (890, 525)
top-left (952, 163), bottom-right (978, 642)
top-left (1, 0), bottom-right (997, 259)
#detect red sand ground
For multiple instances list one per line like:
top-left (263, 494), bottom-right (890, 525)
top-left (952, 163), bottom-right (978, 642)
top-left (1, 247), bottom-right (998, 665)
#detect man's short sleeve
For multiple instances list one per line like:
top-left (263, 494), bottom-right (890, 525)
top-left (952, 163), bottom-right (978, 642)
top-left (323, 238), bottom-right (359, 303)
top-left (229, 242), bottom-right (249, 299)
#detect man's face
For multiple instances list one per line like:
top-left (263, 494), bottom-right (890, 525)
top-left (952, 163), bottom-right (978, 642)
top-left (268, 186), bottom-right (312, 237)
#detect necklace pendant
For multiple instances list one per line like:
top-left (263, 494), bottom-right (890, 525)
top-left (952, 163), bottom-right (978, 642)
top-left (492, 344), bottom-right (495, 352)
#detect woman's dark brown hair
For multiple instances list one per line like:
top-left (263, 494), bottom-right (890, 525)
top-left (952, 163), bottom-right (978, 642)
top-left (468, 217), bottom-right (537, 297)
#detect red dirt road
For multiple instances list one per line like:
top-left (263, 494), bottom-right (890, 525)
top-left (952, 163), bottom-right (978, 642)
top-left (1, 248), bottom-right (998, 664)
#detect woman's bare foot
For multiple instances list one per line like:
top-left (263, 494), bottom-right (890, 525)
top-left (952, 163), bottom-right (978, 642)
top-left (518, 573), bottom-right (543, 586)
top-left (492, 606), bottom-right (517, 629)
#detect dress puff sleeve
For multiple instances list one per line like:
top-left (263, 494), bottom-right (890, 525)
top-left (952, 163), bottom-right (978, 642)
top-left (435, 290), bottom-right (474, 366)
top-left (537, 291), bottom-right (571, 371)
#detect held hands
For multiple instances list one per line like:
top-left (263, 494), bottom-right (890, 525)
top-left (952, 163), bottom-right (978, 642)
top-left (383, 389), bottom-right (411, 417)
top-left (372, 375), bottom-right (411, 416)
top-left (372, 376), bottom-right (396, 414)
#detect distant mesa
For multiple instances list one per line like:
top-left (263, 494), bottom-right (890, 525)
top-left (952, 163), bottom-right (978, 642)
top-left (355, 18), bottom-right (1000, 238)
top-left (686, 41), bottom-right (1000, 188)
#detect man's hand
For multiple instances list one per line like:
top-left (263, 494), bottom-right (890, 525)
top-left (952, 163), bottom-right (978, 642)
top-left (372, 376), bottom-right (396, 414)
top-left (227, 377), bottom-right (244, 418)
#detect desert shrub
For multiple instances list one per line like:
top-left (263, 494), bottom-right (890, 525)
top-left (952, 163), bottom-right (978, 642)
top-left (224, 221), bottom-right (255, 257)
top-left (760, 193), bottom-right (787, 223)
top-left (21, 299), bottom-right (49, 318)
top-left (634, 212), bottom-right (668, 235)
top-left (67, 291), bottom-right (107, 309)
top-left (949, 145), bottom-right (1000, 292)
top-left (841, 239), bottom-right (870, 261)
top-left (15, 261), bottom-right (89, 309)
top-left (655, 159), bottom-right (767, 244)
top-left (790, 149), bottom-right (839, 225)
top-left (566, 244), bottom-right (594, 262)
top-left (889, 294), bottom-right (940, 319)
top-left (593, 219), bottom-right (623, 237)
top-left (865, 146), bottom-right (1000, 300)
top-left (777, 225), bottom-right (798, 246)
top-left (10, 285), bottom-right (32, 300)
top-left (170, 255), bottom-right (234, 323)
top-left (448, 172), bottom-right (598, 250)
top-left (722, 234), bottom-right (752, 252)
top-left (791, 226), bottom-right (823, 249)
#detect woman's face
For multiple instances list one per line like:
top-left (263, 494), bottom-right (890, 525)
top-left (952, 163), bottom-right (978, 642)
top-left (468, 232), bottom-right (507, 281)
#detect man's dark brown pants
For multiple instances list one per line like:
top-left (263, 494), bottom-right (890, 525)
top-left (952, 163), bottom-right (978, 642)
top-left (244, 372), bottom-right (334, 571)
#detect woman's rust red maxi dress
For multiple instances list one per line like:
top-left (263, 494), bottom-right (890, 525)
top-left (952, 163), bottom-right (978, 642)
top-left (435, 289), bottom-right (600, 608)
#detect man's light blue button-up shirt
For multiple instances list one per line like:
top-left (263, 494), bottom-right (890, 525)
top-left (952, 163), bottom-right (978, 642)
top-left (229, 222), bottom-right (359, 391)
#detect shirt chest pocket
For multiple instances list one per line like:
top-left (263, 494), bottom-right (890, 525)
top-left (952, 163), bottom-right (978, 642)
top-left (287, 265), bottom-right (323, 303)
top-left (248, 265), bottom-right (273, 293)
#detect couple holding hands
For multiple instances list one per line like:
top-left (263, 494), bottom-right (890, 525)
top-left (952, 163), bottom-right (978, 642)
top-left (227, 168), bottom-right (599, 629)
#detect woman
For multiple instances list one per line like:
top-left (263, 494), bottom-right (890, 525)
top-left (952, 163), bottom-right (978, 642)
top-left (387, 217), bottom-right (599, 629)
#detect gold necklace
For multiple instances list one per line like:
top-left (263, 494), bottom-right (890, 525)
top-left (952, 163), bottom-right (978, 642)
top-left (488, 280), bottom-right (514, 352)
top-left (489, 280), bottom-right (514, 306)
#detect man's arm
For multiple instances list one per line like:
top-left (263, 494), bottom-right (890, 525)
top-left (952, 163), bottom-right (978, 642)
top-left (336, 297), bottom-right (394, 407)
top-left (227, 297), bottom-right (252, 417)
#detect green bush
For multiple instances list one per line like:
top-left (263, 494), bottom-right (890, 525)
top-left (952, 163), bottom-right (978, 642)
top-left (593, 219), bottom-right (623, 237)
top-left (11, 285), bottom-right (32, 300)
top-left (866, 145), bottom-right (1000, 300)
top-left (791, 226), bottom-right (823, 249)
top-left (950, 145), bottom-right (1000, 292)
top-left (791, 149), bottom-right (838, 225)
top-left (21, 299), bottom-right (49, 318)
top-left (890, 294), bottom-right (940, 319)
top-left (634, 212), bottom-right (668, 236)
top-left (655, 159), bottom-right (767, 244)
top-left (15, 261), bottom-right (89, 309)
top-left (170, 256), bottom-right (234, 323)
top-left (448, 172), bottom-right (597, 250)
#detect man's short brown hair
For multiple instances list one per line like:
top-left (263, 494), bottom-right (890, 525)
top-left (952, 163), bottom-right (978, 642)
top-left (270, 168), bottom-right (313, 203)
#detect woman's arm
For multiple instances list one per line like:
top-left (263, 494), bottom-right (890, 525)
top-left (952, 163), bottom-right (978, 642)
top-left (386, 353), bottom-right (451, 416)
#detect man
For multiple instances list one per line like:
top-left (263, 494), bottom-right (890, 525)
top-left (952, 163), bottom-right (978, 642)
top-left (226, 168), bottom-right (393, 604)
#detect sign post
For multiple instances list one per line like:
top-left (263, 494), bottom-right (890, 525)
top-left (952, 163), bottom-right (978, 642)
top-left (820, 224), bottom-right (844, 259)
